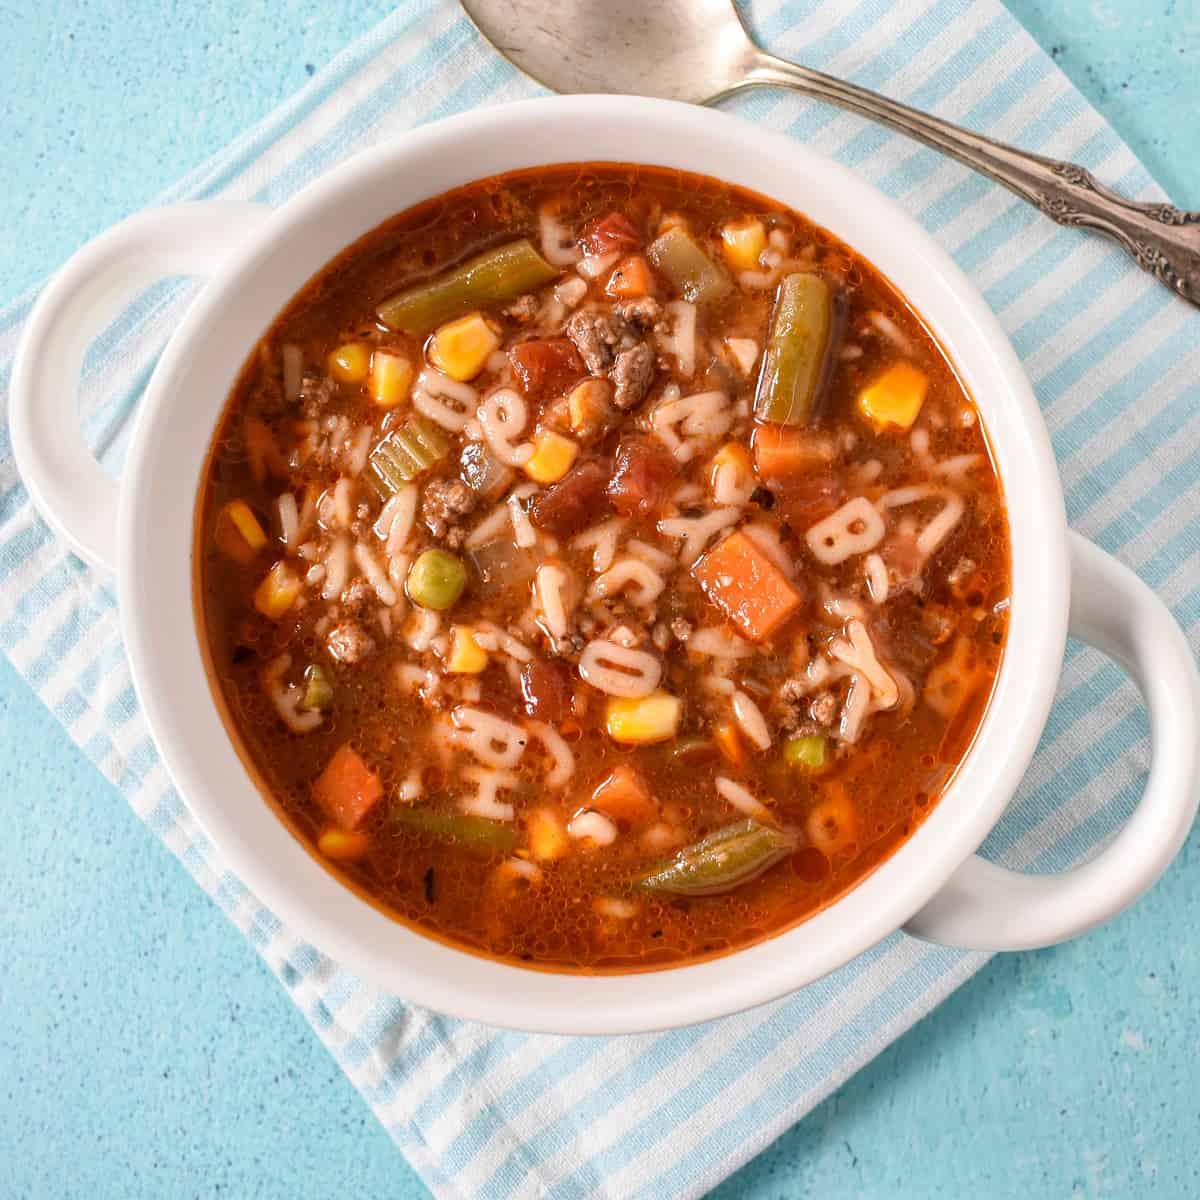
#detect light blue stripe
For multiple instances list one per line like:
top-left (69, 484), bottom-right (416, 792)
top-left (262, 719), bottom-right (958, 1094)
top-left (836, 12), bottom-right (1013, 171)
top-left (1063, 387), bottom-right (1199, 523)
top-left (0, 4), bottom-right (1197, 1197)
top-left (256, 15), bottom-right (476, 206)
top-left (1052, 325), bottom-right (1199, 461)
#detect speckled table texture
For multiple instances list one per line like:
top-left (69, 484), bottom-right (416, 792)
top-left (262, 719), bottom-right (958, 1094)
top-left (2, 2), bottom-right (1198, 1197)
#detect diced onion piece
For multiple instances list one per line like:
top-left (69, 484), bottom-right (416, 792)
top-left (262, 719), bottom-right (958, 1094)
top-left (281, 344), bottom-right (304, 403)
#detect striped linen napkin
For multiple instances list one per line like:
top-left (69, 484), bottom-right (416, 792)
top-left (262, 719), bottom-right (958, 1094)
top-left (2, 1), bottom-right (1197, 1196)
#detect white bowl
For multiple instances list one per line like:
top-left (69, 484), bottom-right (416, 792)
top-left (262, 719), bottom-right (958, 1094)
top-left (11, 96), bottom-right (1199, 1034)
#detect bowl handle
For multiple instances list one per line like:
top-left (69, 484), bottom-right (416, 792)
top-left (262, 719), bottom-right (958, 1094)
top-left (905, 532), bottom-right (1199, 950)
top-left (10, 201), bottom-right (271, 572)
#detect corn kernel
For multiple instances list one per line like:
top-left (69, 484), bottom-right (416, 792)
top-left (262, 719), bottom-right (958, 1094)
top-left (317, 827), bottom-right (370, 861)
top-left (369, 351), bottom-right (415, 410)
top-left (527, 808), bottom-right (569, 861)
top-left (720, 219), bottom-right (767, 271)
top-left (328, 341), bottom-right (371, 384)
top-left (446, 625), bottom-right (489, 674)
top-left (523, 430), bottom-right (580, 484)
top-left (215, 500), bottom-right (268, 563)
top-left (858, 362), bottom-right (928, 431)
top-left (428, 312), bottom-right (500, 382)
top-left (253, 560), bottom-right (303, 619)
top-left (605, 691), bottom-right (682, 745)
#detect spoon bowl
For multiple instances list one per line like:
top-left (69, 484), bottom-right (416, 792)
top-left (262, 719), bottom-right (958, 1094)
top-left (460, 0), bottom-right (1200, 307)
top-left (460, 0), bottom-right (758, 103)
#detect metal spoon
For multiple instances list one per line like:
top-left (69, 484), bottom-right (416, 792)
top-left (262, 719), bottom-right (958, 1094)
top-left (460, 0), bottom-right (1200, 308)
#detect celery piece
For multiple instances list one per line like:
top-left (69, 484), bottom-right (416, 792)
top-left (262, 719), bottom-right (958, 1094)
top-left (784, 733), bottom-right (828, 771)
top-left (366, 417), bottom-right (449, 497)
top-left (391, 805), bottom-right (516, 852)
top-left (377, 239), bottom-right (559, 334)
top-left (753, 273), bottom-right (836, 425)
top-left (646, 227), bottom-right (732, 304)
top-left (301, 664), bottom-right (334, 711)
top-left (637, 819), bottom-right (797, 897)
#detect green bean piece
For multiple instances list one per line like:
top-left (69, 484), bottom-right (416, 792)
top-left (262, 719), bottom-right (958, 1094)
top-left (784, 734), bottom-right (828, 771)
top-left (637, 819), bottom-right (797, 897)
top-left (300, 664), bottom-right (334, 711)
top-left (753, 273), bottom-right (836, 425)
top-left (377, 239), bottom-right (559, 334)
top-left (391, 805), bottom-right (517, 852)
top-left (406, 548), bottom-right (467, 611)
top-left (366, 416), bottom-right (449, 498)
top-left (646, 227), bottom-right (732, 304)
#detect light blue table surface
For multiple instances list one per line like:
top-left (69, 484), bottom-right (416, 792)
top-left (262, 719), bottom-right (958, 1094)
top-left (2, 3), bottom-right (1198, 1197)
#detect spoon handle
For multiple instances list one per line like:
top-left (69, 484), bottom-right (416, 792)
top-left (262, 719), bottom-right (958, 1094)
top-left (746, 54), bottom-right (1200, 308)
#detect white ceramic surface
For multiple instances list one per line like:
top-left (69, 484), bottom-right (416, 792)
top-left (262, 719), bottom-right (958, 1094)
top-left (11, 97), bottom-right (1199, 1034)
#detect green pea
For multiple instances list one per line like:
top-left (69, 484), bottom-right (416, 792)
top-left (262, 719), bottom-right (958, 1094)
top-left (784, 734), bottom-right (828, 771)
top-left (407, 548), bottom-right (467, 611)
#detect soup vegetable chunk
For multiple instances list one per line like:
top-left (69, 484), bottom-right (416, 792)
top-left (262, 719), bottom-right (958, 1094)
top-left (198, 165), bottom-right (1009, 971)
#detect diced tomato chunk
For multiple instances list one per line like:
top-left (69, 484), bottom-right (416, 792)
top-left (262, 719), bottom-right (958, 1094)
top-left (312, 745), bottom-right (384, 831)
top-left (509, 338), bottom-right (585, 400)
top-left (580, 211), bottom-right (641, 256)
top-left (519, 657), bottom-right (576, 725)
top-left (529, 459), bottom-right (612, 535)
top-left (692, 530), bottom-right (803, 643)
top-left (591, 764), bottom-right (656, 823)
top-left (606, 437), bottom-right (675, 519)
top-left (773, 471), bottom-right (844, 530)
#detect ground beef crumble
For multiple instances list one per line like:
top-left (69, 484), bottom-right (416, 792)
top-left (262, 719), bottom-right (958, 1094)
top-left (421, 478), bottom-right (477, 547)
top-left (326, 619), bottom-right (376, 664)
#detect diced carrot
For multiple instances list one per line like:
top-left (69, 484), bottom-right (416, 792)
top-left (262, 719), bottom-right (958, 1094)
top-left (692, 530), bottom-right (803, 643)
top-left (591, 764), bottom-right (655, 823)
top-left (750, 424), bottom-right (833, 479)
top-left (245, 417), bottom-right (287, 484)
top-left (312, 745), bottom-right (384, 831)
top-left (713, 722), bottom-right (747, 767)
top-left (605, 254), bottom-right (654, 298)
